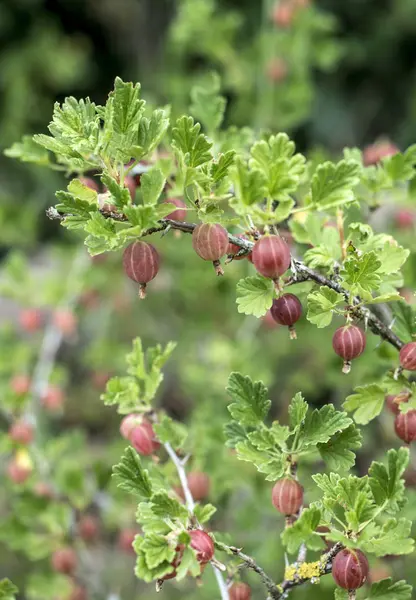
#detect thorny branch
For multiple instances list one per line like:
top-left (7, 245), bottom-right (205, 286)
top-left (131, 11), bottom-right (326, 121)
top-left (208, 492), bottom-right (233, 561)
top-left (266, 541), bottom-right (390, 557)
top-left (46, 209), bottom-right (404, 351)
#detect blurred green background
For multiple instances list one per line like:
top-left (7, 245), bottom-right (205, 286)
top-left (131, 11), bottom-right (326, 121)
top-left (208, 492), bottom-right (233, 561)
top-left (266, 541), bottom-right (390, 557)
top-left (1, 1), bottom-right (416, 599)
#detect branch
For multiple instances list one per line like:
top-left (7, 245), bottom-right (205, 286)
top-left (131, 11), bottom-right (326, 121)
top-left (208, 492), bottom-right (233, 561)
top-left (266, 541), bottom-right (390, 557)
top-left (47, 209), bottom-right (404, 350)
top-left (227, 546), bottom-right (281, 600)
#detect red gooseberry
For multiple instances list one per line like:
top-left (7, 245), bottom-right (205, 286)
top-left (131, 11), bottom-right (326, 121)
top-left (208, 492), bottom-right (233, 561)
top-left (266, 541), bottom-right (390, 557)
top-left (332, 325), bottom-right (366, 373)
top-left (252, 235), bottom-right (291, 280)
top-left (394, 410), bottom-right (416, 444)
top-left (270, 293), bottom-right (302, 339)
top-left (189, 530), bottom-right (215, 564)
top-left (51, 547), bottom-right (78, 575)
top-left (385, 392), bottom-right (410, 415)
top-left (130, 419), bottom-right (160, 456)
top-left (118, 528), bottom-right (138, 554)
top-left (229, 582), bottom-right (251, 600)
top-left (123, 241), bottom-right (160, 299)
top-left (11, 374), bottom-right (31, 395)
top-left (9, 420), bottom-right (34, 445)
top-left (332, 548), bottom-right (369, 590)
top-left (176, 471), bottom-right (210, 502)
top-left (19, 308), bottom-right (42, 332)
top-left (164, 198), bottom-right (187, 221)
top-left (78, 515), bottom-right (99, 542)
top-left (399, 342), bottom-right (416, 371)
top-left (271, 477), bottom-right (303, 515)
top-left (192, 223), bottom-right (229, 275)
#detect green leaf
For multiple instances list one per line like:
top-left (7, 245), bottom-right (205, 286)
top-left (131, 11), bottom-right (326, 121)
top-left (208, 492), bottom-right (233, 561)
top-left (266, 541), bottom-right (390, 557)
top-left (190, 73), bottom-right (226, 134)
top-left (376, 242), bottom-right (410, 275)
top-left (307, 286), bottom-right (345, 328)
top-left (334, 590), bottom-right (349, 600)
top-left (141, 168), bottom-right (166, 205)
top-left (136, 109), bottom-right (170, 158)
top-left (101, 376), bottom-right (141, 414)
top-left (135, 536), bottom-right (176, 582)
top-left (100, 173), bottom-right (131, 208)
top-left (111, 77), bottom-right (144, 136)
top-left (112, 447), bottom-right (153, 498)
top-left (211, 151), bottom-right (236, 183)
top-left (224, 421), bottom-right (247, 448)
top-left (367, 293), bottom-right (402, 304)
top-left (288, 392), bottom-right (308, 431)
top-left (235, 441), bottom-right (285, 481)
top-left (0, 579), bottom-right (18, 600)
top-left (383, 145), bottom-right (416, 182)
top-left (344, 384), bottom-right (386, 424)
top-left (176, 546), bottom-right (201, 580)
top-left (368, 448), bottom-right (409, 512)
top-left (364, 578), bottom-right (412, 600)
top-left (391, 302), bottom-right (416, 342)
top-left (249, 133), bottom-right (305, 200)
top-left (310, 160), bottom-right (361, 210)
top-left (236, 275), bottom-right (274, 318)
top-left (84, 213), bottom-right (123, 256)
top-left (226, 372), bottom-right (271, 426)
top-left (298, 404), bottom-right (353, 450)
top-left (140, 533), bottom-right (176, 569)
top-left (318, 424), bottom-right (362, 471)
top-left (172, 116), bottom-right (212, 168)
top-left (150, 492), bottom-right (188, 520)
top-left (230, 157), bottom-right (267, 208)
top-left (4, 136), bottom-right (50, 166)
top-left (25, 573), bottom-right (71, 600)
top-left (193, 503), bottom-right (217, 524)
top-left (153, 416), bottom-right (187, 449)
top-left (341, 251), bottom-right (381, 297)
top-left (360, 518), bottom-right (414, 556)
top-left (281, 507), bottom-right (324, 554)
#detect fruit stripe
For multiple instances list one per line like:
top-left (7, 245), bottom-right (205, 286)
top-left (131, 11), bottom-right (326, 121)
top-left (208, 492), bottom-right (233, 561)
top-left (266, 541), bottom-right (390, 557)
top-left (333, 549), bottom-right (369, 589)
top-left (395, 410), bottom-right (416, 443)
top-left (124, 241), bottom-right (159, 283)
top-left (252, 236), bottom-right (291, 279)
top-left (333, 326), bottom-right (366, 360)
top-left (400, 342), bottom-right (416, 370)
top-left (272, 478), bottom-right (303, 514)
top-left (192, 224), bottom-right (228, 261)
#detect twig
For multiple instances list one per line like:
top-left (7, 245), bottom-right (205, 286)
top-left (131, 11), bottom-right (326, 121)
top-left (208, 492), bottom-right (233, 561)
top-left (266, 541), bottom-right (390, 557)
top-left (163, 441), bottom-right (229, 600)
top-left (47, 211), bottom-right (405, 351)
top-left (163, 442), bottom-right (195, 513)
top-left (228, 546), bottom-right (281, 599)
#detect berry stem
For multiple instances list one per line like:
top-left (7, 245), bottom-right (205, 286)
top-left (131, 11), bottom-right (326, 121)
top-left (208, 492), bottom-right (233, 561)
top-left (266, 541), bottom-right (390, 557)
top-left (138, 283), bottom-right (147, 299)
top-left (289, 325), bottom-right (297, 340)
top-left (213, 260), bottom-right (225, 276)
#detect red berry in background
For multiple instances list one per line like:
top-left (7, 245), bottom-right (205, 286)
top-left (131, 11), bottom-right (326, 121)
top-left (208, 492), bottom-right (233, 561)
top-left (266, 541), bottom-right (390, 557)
top-left (267, 58), bottom-right (287, 84)
top-left (80, 288), bottom-right (101, 309)
top-left (227, 234), bottom-right (253, 262)
top-left (161, 544), bottom-right (185, 581)
top-left (124, 175), bottom-right (136, 201)
top-left (130, 419), bottom-right (160, 456)
top-left (120, 414), bottom-right (141, 439)
top-left (332, 325), bottom-right (366, 374)
top-left (368, 564), bottom-right (392, 584)
top-left (41, 385), bottom-right (64, 412)
top-left (91, 371), bottom-right (111, 390)
top-left (394, 410), bottom-right (416, 444)
top-left (51, 547), bottom-right (77, 575)
top-left (332, 548), bottom-right (369, 589)
top-left (9, 420), bottom-right (34, 445)
top-left (53, 309), bottom-right (77, 336)
top-left (192, 223), bottom-right (229, 275)
top-left (67, 584), bottom-right (88, 600)
top-left (272, 1), bottom-right (295, 26)
top-left (315, 525), bottom-right (335, 549)
top-left (395, 209), bottom-right (414, 230)
top-left (262, 309), bottom-right (279, 329)
top-left (11, 375), bottom-right (31, 395)
top-left (271, 293), bottom-right (302, 339)
top-left (363, 140), bottom-right (399, 166)
top-left (177, 472), bottom-right (210, 502)
top-left (123, 241), bottom-right (160, 299)
top-left (80, 177), bottom-right (99, 192)
top-left (118, 528), bottom-right (137, 554)
top-left (19, 308), bottom-right (42, 332)
top-left (189, 530), bottom-right (215, 564)
top-left (229, 582), bottom-right (251, 600)
top-left (7, 459), bottom-right (32, 484)
top-left (78, 515), bottom-right (99, 542)
top-left (252, 235), bottom-right (291, 280)
top-left (164, 198), bottom-right (187, 221)
top-left (399, 342), bottom-right (416, 371)
top-left (272, 477), bottom-right (303, 515)
top-left (34, 481), bottom-right (54, 499)
top-left (385, 392), bottom-right (410, 415)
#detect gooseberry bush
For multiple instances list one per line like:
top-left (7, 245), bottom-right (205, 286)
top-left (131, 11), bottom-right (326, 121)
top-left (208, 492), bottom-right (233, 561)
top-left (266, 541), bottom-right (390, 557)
top-left (2, 73), bottom-right (416, 600)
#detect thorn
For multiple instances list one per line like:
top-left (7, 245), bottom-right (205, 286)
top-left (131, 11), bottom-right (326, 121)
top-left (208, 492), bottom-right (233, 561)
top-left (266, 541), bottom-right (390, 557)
top-left (161, 224), bottom-right (172, 237)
